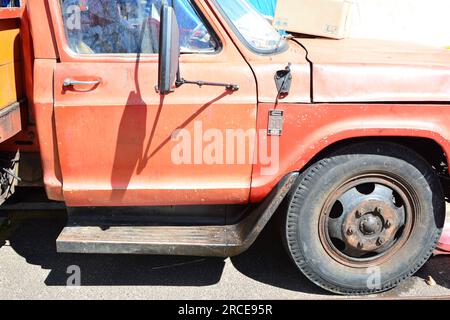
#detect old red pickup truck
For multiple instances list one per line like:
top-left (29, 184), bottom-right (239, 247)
top-left (0, 0), bottom-right (449, 295)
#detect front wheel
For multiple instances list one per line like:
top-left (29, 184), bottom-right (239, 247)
top-left (284, 143), bottom-right (445, 295)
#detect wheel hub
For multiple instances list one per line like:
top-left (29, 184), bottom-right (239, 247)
top-left (359, 214), bottom-right (382, 236)
top-left (342, 200), bottom-right (401, 253)
top-left (320, 178), bottom-right (411, 266)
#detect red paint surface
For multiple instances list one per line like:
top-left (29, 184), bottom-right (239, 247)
top-left (51, 0), bottom-right (258, 206)
top-left (251, 103), bottom-right (450, 202)
top-left (437, 223), bottom-right (450, 254)
top-left (6, 0), bottom-right (450, 212)
top-left (0, 7), bottom-right (23, 20)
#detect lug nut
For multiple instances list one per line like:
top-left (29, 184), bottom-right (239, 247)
top-left (385, 220), bottom-right (391, 229)
top-left (357, 242), bottom-right (364, 249)
top-left (347, 228), bottom-right (354, 236)
top-left (377, 237), bottom-right (385, 246)
top-left (355, 210), bottom-right (362, 218)
top-left (375, 207), bottom-right (383, 215)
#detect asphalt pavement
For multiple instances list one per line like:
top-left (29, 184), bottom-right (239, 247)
top-left (0, 203), bottom-right (449, 300)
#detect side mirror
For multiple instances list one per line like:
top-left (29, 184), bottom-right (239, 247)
top-left (157, 4), bottom-right (180, 95)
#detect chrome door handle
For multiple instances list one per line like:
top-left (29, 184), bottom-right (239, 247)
top-left (63, 78), bottom-right (101, 87)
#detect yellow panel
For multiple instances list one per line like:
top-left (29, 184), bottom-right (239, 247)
top-left (0, 19), bottom-right (21, 67)
top-left (0, 19), bottom-right (22, 110)
top-left (0, 61), bottom-right (23, 110)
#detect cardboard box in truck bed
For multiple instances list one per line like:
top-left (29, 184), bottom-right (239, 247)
top-left (273, 0), bottom-right (353, 39)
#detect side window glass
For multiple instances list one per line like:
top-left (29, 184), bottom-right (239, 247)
top-left (1, 0), bottom-right (20, 7)
top-left (60, 0), bottom-right (219, 55)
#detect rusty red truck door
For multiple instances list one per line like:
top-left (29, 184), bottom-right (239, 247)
top-left (49, 0), bottom-right (257, 207)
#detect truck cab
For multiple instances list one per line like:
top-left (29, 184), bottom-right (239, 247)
top-left (0, 0), bottom-right (449, 295)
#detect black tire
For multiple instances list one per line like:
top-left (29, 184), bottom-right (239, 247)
top-left (0, 151), bottom-right (20, 206)
top-left (284, 142), bottom-right (445, 295)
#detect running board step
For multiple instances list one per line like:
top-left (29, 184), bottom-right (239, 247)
top-left (56, 173), bottom-right (298, 257)
top-left (58, 225), bottom-right (229, 257)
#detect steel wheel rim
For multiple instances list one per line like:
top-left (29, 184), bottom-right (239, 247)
top-left (318, 173), bottom-right (417, 268)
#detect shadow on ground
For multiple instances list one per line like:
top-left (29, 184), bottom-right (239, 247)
top-left (3, 215), bottom-right (224, 287)
top-left (230, 219), bottom-right (327, 295)
top-left (1, 213), bottom-right (324, 295)
top-left (416, 255), bottom-right (450, 289)
top-left (2, 213), bottom-right (448, 295)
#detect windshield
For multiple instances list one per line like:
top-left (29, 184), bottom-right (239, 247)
top-left (215, 0), bottom-right (286, 54)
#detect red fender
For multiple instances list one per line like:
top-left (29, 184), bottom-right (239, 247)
top-left (436, 222), bottom-right (450, 255)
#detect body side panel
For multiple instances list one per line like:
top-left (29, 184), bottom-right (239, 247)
top-left (251, 103), bottom-right (450, 202)
top-left (27, 0), bottom-right (58, 59)
top-left (33, 59), bottom-right (63, 200)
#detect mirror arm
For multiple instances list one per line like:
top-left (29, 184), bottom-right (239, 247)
top-left (175, 78), bottom-right (240, 92)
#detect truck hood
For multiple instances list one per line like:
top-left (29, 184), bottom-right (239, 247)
top-left (294, 38), bottom-right (450, 103)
